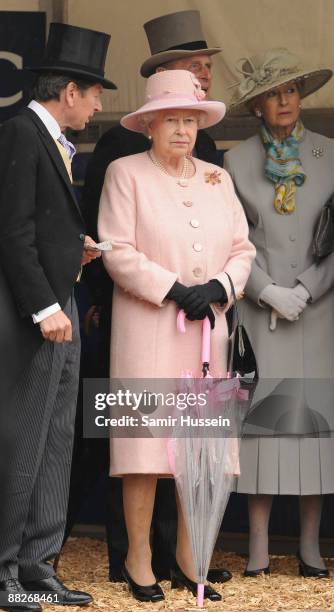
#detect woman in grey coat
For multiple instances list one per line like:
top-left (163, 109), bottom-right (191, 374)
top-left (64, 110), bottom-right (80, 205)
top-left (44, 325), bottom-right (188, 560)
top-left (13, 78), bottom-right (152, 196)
top-left (225, 48), bottom-right (334, 578)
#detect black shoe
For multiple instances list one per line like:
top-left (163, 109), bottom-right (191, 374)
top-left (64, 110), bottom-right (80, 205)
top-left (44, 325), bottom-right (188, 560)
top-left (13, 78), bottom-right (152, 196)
top-left (243, 565), bottom-right (270, 577)
top-left (0, 578), bottom-right (42, 611)
top-left (297, 551), bottom-right (330, 578)
top-left (152, 564), bottom-right (172, 581)
top-left (21, 575), bottom-right (93, 606)
top-left (207, 567), bottom-right (232, 583)
top-left (110, 565), bottom-right (172, 583)
top-left (108, 568), bottom-right (125, 583)
top-left (171, 562), bottom-right (222, 601)
top-left (122, 563), bottom-right (164, 603)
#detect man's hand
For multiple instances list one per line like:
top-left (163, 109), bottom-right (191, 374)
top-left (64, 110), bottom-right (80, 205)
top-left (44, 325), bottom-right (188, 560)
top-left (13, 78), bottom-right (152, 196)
top-left (39, 310), bottom-right (72, 343)
top-left (81, 236), bottom-right (102, 265)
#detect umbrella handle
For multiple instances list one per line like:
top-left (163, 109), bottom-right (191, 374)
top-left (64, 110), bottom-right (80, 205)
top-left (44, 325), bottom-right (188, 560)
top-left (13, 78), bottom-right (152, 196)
top-left (176, 308), bottom-right (186, 333)
top-left (176, 309), bottom-right (211, 365)
top-left (201, 316), bottom-right (211, 365)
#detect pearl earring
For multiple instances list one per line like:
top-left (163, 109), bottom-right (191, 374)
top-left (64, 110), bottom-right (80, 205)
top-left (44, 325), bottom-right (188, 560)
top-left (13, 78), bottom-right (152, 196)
top-left (255, 109), bottom-right (262, 118)
top-left (148, 135), bottom-right (152, 140)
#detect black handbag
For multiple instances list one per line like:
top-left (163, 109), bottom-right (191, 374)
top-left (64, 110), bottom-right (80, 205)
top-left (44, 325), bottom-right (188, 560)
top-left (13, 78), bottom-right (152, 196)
top-left (312, 194), bottom-right (334, 262)
top-left (226, 273), bottom-right (258, 388)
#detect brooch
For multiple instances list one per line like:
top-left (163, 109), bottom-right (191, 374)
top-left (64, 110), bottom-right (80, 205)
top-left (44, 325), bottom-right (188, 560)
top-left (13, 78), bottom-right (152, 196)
top-left (205, 170), bottom-right (221, 185)
top-left (312, 147), bottom-right (324, 158)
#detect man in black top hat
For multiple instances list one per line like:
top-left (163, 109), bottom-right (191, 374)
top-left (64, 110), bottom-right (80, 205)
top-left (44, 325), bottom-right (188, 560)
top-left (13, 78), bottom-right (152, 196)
top-left (0, 22), bottom-right (116, 611)
top-left (74, 10), bottom-right (231, 586)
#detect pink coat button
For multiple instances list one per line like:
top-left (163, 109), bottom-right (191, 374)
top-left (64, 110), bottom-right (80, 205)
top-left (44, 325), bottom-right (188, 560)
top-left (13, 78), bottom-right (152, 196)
top-left (190, 219), bottom-right (200, 228)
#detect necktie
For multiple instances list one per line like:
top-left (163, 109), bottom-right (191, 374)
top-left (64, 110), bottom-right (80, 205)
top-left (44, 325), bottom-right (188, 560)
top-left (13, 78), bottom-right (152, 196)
top-left (58, 133), bottom-right (76, 161)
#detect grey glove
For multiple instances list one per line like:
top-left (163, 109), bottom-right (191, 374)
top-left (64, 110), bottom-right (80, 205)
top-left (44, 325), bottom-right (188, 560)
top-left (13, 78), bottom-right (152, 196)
top-left (292, 283), bottom-right (311, 302)
top-left (260, 284), bottom-right (307, 321)
top-left (268, 283), bottom-right (310, 330)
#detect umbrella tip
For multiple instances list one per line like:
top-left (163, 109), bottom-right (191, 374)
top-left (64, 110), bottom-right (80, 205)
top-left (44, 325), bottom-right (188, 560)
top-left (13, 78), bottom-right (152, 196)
top-left (202, 363), bottom-right (210, 377)
top-left (196, 583), bottom-right (205, 607)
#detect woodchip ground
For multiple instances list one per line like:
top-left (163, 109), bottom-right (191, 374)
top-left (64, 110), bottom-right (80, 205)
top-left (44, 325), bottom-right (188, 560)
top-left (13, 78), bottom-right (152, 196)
top-left (42, 537), bottom-right (334, 612)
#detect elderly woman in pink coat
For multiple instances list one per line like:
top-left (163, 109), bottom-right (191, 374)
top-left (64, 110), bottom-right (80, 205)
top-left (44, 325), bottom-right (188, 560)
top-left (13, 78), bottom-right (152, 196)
top-left (98, 69), bottom-right (255, 603)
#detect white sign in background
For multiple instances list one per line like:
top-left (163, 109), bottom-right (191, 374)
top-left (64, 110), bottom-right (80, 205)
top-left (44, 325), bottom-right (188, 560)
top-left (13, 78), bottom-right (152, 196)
top-left (0, 50), bottom-right (23, 107)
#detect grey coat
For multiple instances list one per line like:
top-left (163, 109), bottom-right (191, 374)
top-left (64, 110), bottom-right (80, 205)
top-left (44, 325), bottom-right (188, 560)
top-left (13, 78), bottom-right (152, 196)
top-left (225, 129), bottom-right (334, 494)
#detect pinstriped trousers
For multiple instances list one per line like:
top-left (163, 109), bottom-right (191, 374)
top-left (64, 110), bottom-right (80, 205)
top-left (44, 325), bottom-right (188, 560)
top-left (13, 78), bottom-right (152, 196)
top-left (0, 297), bottom-right (80, 581)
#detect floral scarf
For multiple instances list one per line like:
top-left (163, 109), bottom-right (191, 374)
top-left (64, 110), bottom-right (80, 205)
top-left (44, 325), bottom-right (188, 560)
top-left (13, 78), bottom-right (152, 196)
top-left (260, 119), bottom-right (306, 214)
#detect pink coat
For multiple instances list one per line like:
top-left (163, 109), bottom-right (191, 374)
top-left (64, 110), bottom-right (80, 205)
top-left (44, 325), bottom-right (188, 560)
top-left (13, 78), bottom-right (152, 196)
top-left (98, 152), bottom-right (255, 474)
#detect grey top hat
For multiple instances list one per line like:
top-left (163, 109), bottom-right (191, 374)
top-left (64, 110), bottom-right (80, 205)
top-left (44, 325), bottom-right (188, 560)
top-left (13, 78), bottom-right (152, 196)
top-left (140, 10), bottom-right (221, 78)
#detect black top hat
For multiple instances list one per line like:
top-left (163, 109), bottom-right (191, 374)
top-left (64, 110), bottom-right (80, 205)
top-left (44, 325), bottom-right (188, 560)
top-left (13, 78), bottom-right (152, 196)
top-left (140, 10), bottom-right (221, 78)
top-left (28, 22), bottom-right (117, 89)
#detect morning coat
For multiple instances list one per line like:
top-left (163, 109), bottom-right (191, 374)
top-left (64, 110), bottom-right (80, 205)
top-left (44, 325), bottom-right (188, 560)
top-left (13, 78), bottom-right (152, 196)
top-left (0, 108), bottom-right (85, 407)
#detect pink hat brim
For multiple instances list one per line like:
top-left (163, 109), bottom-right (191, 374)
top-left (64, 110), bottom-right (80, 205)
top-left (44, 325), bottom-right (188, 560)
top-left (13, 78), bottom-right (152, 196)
top-left (121, 98), bottom-right (226, 132)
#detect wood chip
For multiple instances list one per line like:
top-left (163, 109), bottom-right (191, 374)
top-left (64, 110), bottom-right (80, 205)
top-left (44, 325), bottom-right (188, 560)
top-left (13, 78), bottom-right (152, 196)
top-left (41, 538), bottom-right (334, 611)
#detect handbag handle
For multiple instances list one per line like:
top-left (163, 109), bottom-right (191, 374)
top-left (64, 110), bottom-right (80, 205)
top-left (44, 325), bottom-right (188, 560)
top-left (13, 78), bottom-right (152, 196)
top-left (225, 273), bottom-right (241, 334)
top-left (225, 273), bottom-right (246, 375)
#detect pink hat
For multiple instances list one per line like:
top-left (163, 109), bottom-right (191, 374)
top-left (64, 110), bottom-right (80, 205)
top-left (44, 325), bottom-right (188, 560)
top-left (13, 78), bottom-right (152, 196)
top-left (121, 70), bottom-right (226, 132)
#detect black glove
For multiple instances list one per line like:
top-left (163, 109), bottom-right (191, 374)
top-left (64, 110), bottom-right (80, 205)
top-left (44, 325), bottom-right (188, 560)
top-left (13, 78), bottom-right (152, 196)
top-left (192, 280), bottom-right (228, 305)
top-left (181, 280), bottom-right (227, 329)
top-left (166, 281), bottom-right (192, 307)
top-left (166, 282), bottom-right (215, 329)
top-left (188, 304), bottom-right (215, 329)
top-left (180, 289), bottom-right (216, 329)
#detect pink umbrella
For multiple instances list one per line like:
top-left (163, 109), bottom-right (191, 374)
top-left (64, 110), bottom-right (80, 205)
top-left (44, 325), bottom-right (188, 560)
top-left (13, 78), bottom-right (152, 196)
top-left (168, 310), bottom-right (244, 607)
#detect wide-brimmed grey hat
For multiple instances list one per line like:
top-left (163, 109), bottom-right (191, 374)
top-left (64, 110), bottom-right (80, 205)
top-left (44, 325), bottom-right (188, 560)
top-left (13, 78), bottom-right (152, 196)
top-left (140, 10), bottom-right (221, 78)
top-left (229, 48), bottom-right (332, 114)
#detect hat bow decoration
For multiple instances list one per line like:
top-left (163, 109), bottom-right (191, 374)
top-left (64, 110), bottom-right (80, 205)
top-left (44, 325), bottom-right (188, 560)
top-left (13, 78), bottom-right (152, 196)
top-left (230, 50), bottom-right (301, 101)
top-left (191, 74), bottom-right (206, 101)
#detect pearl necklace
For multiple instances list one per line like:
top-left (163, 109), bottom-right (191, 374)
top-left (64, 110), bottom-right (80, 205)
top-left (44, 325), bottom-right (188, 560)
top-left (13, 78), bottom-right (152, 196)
top-left (148, 151), bottom-right (190, 187)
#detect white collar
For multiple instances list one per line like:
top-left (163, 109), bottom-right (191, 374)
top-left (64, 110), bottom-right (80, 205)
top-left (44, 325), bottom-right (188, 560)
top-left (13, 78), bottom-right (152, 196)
top-left (28, 100), bottom-right (62, 141)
